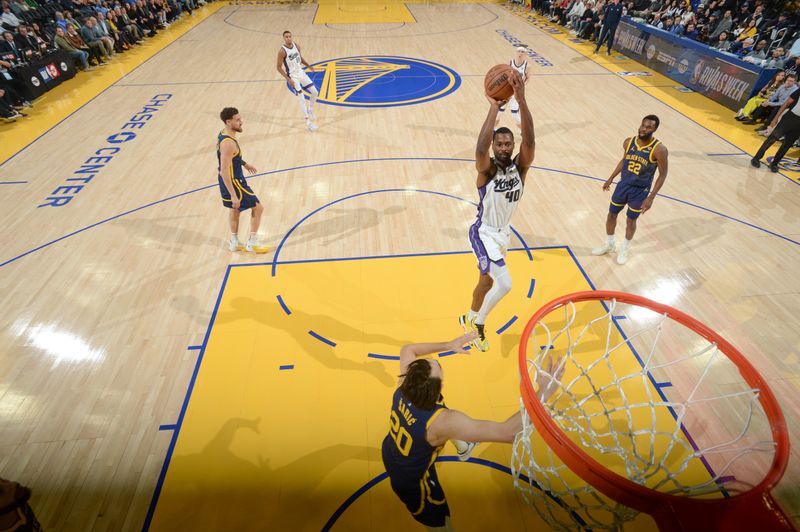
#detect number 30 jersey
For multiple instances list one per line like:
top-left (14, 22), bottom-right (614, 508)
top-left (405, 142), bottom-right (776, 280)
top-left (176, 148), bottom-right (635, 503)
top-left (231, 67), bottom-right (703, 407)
top-left (382, 387), bottom-right (446, 483)
top-left (476, 158), bottom-right (524, 230)
top-left (620, 137), bottom-right (660, 187)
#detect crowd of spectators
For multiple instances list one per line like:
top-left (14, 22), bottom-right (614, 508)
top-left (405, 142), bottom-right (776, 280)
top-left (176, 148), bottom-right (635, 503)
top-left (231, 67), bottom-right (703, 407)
top-left (1, 0), bottom-right (212, 122)
top-left (525, 0), bottom-right (800, 163)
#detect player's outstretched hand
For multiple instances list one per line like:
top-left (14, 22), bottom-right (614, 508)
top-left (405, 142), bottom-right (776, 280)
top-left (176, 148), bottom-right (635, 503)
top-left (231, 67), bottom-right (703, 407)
top-left (602, 180), bottom-right (612, 191)
top-left (486, 93), bottom-right (509, 108)
top-left (244, 163), bottom-right (258, 175)
top-left (447, 332), bottom-right (478, 353)
top-left (536, 354), bottom-right (565, 403)
top-left (509, 71), bottom-right (525, 100)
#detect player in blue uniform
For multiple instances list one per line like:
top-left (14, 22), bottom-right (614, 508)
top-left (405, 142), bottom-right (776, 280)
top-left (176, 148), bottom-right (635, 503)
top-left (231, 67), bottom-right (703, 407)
top-left (382, 332), bottom-right (562, 530)
top-left (217, 107), bottom-right (268, 253)
top-left (592, 115), bottom-right (669, 265)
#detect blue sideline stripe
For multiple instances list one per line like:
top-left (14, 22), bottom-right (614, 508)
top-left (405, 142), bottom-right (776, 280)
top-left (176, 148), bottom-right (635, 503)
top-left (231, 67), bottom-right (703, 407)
top-left (187, 345), bottom-right (202, 351)
top-left (158, 424), bottom-right (176, 431)
top-left (308, 330), bottom-right (336, 347)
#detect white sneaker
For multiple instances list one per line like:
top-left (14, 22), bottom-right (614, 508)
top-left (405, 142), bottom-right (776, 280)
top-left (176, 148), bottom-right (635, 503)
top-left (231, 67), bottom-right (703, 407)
top-left (616, 246), bottom-right (630, 265)
top-left (306, 120), bottom-right (318, 132)
top-left (591, 242), bottom-right (616, 255)
top-left (245, 240), bottom-right (269, 254)
top-left (457, 442), bottom-right (478, 461)
top-left (228, 238), bottom-right (243, 251)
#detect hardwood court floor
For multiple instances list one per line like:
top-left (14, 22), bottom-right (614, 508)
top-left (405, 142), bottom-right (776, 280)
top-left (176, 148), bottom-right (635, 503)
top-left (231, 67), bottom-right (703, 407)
top-left (0, 1), bottom-right (798, 530)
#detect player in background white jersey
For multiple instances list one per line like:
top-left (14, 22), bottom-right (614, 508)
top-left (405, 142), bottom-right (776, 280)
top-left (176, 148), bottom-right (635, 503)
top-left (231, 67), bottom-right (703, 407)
top-left (495, 46), bottom-right (530, 130)
top-left (460, 72), bottom-right (535, 352)
top-left (277, 30), bottom-right (319, 132)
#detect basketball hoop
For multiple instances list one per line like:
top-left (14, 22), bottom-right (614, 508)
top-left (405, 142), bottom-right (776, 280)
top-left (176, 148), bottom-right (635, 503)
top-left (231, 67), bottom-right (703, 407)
top-left (511, 290), bottom-right (794, 531)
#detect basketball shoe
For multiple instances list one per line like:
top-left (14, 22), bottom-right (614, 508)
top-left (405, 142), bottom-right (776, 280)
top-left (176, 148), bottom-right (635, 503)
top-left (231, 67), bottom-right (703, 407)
top-left (459, 314), bottom-right (489, 352)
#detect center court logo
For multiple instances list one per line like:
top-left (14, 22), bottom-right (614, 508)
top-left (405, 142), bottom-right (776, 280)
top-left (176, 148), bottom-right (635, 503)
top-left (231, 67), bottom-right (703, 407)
top-left (301, 56), bottom-right (461, 108)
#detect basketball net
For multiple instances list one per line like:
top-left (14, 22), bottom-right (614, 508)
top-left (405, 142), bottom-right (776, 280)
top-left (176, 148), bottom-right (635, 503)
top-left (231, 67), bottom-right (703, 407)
top-left (511, 291), bottom-right (794, 531)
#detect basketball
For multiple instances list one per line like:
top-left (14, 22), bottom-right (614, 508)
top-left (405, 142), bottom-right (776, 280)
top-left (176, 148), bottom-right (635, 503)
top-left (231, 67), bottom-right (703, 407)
top-left (484, 64), bottom-right (515, 101)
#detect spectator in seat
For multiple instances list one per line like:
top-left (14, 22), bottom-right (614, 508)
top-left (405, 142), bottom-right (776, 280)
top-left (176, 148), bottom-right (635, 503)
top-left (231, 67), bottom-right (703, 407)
top-left (743, 38), bottom-right (768, 63)
top-left (684, 22), bottom-right (699, 40)
top-left (734, 18), bottom-right (758, 42)
top-left (713, 31), bottom-right (732, 52)
top-left (54, 25), bottom-right (90, 70)
top-left (15, 26), bottom-right (41, 60)
top-left (710, 9), bottom-right (733, 40)
top-left (736, 71), bottom-right (786, 121)
top-left (0, 31), bottom-right (23, 63)
top-left (0, 58), bottom-right (31, 107)
top-left (743, 73), bottom-right (797, 128)
top-left (114, 5), bottom-right (143, 42)
top-left (0, 3), bottom-right (21, 29)
top-left (66, 22), bottom-right (105, 65)
top-left (81, 17), bottom-right (112, 58)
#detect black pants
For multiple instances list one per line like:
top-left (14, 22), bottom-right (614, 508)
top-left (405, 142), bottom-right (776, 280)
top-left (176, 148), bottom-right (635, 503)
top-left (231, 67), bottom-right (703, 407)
top-left (595, 23), bottom-right (619, 52)
top-left (754, 112), bottom-right (800, 167)
top-left (750, 104), bottom-right (779, 123)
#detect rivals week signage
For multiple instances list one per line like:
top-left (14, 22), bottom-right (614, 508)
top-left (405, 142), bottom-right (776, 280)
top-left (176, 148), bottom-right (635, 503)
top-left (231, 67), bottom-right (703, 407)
top-left (613, 18), bottom-right (763, 110)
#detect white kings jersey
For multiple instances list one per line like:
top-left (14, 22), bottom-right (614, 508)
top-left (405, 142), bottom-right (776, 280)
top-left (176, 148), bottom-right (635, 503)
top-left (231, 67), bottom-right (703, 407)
top-left (476, 160), bottom-right (524, 229)
top-left (510, 58), bottom-right (528, 80)
top-left (282, 44), bottom-right (304, 76)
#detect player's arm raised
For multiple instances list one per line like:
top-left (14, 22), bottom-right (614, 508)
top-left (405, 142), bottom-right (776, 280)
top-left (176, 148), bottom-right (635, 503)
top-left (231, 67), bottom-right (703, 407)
top-left (219, 140), bottom-right (240, 210)
top-left (398, 333), bottom-right (476, 375)
top-left (512, 72), bottom-right (535, 181)
top-left (476, 94), bottom-right (503, 186)
top-left (603, 138), bottom-right (629, 191)
top-left (641, 143), bottom-right (668, 214)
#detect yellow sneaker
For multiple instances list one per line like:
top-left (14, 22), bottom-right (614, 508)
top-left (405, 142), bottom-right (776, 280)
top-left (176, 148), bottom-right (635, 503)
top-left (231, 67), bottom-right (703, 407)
top-left (245, 241), bottom-right (270, 254)
top-left (458, 314), bottom-right (489, 352)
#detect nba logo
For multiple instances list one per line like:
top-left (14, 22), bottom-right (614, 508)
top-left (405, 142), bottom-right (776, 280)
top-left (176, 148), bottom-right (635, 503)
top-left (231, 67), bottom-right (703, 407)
top-left (47, 64), bottom-right (60, 79)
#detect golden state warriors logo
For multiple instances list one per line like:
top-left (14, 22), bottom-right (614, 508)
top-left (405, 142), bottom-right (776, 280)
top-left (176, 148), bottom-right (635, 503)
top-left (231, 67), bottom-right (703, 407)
top-left (303, 56), bottom-right (460, 108)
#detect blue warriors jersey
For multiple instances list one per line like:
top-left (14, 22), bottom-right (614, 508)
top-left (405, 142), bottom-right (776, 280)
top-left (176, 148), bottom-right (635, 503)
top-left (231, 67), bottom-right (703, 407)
top-left (217, 132), bottom-right (245, 183)
top-left (620, 137), bottom-right (660, 187)
top-left (382, 388), bottom-right (446, 482)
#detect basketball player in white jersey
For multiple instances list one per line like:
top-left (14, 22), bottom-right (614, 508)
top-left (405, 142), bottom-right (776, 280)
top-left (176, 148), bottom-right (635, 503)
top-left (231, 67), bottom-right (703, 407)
top-left (495, 47), bottom-right (530, 130)
top-left (460, 72), bottom-right (535, 352)
top-left (277, 30), bottom-right (319, 132)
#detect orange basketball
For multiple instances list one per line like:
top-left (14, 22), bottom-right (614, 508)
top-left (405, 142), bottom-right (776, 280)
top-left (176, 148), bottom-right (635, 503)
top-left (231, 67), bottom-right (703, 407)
top-left (484, 64), bottom-right (515, 100)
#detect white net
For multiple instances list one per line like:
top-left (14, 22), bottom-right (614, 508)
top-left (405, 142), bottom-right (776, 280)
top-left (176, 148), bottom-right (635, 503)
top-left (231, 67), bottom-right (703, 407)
top-left (511, 297), bottom-right (777, 531)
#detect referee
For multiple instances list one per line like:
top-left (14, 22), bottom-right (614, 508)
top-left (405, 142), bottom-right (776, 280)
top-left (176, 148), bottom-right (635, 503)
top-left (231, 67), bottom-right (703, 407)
top-left (751, 85), bottom-right (800, 173)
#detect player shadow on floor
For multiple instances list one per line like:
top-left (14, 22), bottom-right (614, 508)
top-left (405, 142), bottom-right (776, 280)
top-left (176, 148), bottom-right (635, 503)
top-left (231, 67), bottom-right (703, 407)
top-left (262, 205), bottom-right (406, 249)
top-left (215, 298), bottom-right (409, 387)
top-left (157, 416), bottom-right (374, 529)
top-left (110, 215), bottom-right (220, 251)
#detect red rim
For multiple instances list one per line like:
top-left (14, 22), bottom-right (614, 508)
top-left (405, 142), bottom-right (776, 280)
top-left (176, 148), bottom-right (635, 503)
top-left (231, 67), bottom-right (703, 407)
top-left (518, 290), bottom-right (793, 531)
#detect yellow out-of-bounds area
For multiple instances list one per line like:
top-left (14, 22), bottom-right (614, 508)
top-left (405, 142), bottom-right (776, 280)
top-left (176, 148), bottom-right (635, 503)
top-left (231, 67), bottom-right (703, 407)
top-left (314, 0), bottom-right (416, 24)
top-left (0, 2), bottom-right (224, 166)
top-left (314, 0), bottom-right (501, 25)
top-left (503, 4), bottom-right (800, 184)
top-left (147, 247), bottom-right (711, 530)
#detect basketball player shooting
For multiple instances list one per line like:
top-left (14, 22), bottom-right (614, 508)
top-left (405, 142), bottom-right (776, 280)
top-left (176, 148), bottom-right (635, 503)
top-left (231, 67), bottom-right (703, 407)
top-left (277, 30), bottom-right (319, 132)
top-left (460, 72), bottom-right (534, 352)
